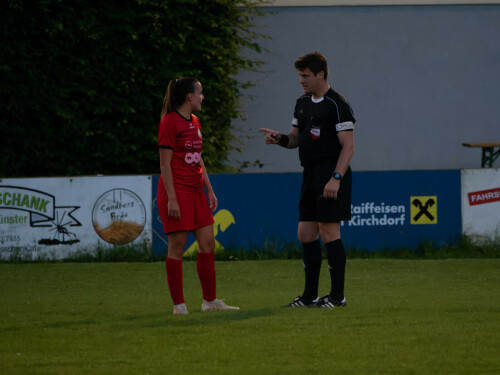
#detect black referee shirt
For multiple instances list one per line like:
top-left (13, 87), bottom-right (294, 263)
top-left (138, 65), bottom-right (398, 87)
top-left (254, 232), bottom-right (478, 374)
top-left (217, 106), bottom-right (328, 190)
top-left (292, 88), bottom-right (355, 166)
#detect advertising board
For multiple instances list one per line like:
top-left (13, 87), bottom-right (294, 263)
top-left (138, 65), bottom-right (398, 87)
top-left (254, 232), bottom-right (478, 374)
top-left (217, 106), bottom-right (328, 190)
top-left (0, 176), bottom-right (152, 260)
top-left (461, 168), bottom-right (500, 241)
top-left (152, 170), bottom-right (462, 254)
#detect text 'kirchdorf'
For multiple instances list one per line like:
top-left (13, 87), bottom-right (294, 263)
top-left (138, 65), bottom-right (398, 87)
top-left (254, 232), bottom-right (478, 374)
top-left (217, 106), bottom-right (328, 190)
top-left (345, 202), bottom-right (406, 226)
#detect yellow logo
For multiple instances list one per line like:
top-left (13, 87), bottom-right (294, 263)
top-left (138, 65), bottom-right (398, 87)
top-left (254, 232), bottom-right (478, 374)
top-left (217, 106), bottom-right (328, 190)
top-left (184, 209), bottom-right (235, 257)
top-left (410, 196), bottom-right (437, 224)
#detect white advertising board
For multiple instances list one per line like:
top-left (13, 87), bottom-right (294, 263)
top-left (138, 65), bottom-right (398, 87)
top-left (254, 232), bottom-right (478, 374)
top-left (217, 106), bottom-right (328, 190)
top-left (0, 176), bottom-right (152, 260)
top-left (461, 169), bottom-right (500, 242)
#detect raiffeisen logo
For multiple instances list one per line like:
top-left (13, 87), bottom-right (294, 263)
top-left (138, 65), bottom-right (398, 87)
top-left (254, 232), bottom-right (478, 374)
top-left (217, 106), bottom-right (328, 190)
top-left (344, 202), bottom-right (406, 226)
top-left (410, 196), bottom-right (438, 224)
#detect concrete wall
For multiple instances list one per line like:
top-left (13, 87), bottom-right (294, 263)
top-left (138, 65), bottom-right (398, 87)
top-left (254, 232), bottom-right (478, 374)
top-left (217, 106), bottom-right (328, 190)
top-left (230, 4), bottom-right (500, 172)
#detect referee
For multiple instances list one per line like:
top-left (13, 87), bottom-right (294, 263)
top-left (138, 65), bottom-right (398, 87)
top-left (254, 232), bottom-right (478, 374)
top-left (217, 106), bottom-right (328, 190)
top-left (260, 52), bottom-right (355, 308)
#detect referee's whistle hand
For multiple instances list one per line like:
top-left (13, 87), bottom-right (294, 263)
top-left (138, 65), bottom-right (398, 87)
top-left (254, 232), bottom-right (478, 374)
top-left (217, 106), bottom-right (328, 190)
top-left (323, 180), bottom-right (340, 200)
top-left (259, 128), bottom-right (279, 144)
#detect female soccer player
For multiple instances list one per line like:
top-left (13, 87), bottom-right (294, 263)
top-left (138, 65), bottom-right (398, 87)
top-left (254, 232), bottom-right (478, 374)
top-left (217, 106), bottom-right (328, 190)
top-left (157, 77), bottom-right (239, 315)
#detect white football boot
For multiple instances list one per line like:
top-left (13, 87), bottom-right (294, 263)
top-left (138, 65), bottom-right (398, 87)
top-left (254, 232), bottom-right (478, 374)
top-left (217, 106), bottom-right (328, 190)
top-left (201, 299), bottom-right (240, 312)
top-left (173, 303), bottom-right (189, 315)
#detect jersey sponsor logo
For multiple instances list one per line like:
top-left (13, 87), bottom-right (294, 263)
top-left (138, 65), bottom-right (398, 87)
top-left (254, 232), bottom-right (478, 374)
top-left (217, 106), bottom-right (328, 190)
top-left (184, 152), bottom-right (201, 164)
top-left (192, 139), bottom-right (202, 149)
top-left (185, 141), bottom-right (193, 150)
top-left (310, 126), bottom-right (320, 139)
top-left (410, 196), bottom-right (438, 224)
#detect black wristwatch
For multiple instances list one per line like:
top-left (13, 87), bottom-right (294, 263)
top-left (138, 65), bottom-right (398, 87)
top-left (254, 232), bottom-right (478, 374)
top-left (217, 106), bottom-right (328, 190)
top-left (333, 172), bottom-right (342, 180)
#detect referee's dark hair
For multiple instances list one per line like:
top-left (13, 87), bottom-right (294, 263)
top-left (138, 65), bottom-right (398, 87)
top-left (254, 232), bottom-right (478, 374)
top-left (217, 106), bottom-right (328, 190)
top-left (294, 52), bottom-right (329, 80)
top-left (161, 77), bottom-right (199, 118)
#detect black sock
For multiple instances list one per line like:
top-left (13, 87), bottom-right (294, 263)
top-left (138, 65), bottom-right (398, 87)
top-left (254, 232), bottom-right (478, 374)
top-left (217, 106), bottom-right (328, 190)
top-left (301, 239), bottom-right (322, 300)
top-left (325, 239), bottom-right (346, 301)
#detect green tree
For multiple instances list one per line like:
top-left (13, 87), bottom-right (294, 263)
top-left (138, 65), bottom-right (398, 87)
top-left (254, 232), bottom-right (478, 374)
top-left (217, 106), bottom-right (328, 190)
top-left (0, 0), bottom-right (269, 177)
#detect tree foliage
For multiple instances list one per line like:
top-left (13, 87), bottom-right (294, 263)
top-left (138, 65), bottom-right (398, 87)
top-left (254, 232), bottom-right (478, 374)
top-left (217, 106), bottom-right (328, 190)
top-left (0, 0), bottom-right (269, 177)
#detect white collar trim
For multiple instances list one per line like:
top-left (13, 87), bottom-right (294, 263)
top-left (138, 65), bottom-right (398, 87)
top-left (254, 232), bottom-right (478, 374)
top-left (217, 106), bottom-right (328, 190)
top-left (311, 96), bottom-right (324, 103)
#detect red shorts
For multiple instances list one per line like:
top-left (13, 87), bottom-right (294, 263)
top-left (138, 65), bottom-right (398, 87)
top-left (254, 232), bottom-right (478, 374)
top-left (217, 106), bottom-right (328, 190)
top-left (157, 188), bottom-right (214, 234)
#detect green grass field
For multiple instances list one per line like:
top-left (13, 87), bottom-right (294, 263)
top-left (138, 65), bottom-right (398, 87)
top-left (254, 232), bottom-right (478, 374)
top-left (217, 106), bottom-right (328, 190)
top-left (1, 259), bottom-right (499, 374)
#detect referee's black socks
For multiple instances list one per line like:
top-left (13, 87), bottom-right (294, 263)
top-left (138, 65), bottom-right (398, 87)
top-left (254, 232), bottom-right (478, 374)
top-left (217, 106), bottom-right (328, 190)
top-left (325, 239), bottom-right (346, 301)
top-left (301, 239), bottom-right (322, 301)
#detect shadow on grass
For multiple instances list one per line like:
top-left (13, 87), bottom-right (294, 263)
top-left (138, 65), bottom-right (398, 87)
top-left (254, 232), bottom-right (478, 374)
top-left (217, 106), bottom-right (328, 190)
top-left (146, 308), bottom-right (277, 328)
top-left (1, 309), bottom-right (277, 333)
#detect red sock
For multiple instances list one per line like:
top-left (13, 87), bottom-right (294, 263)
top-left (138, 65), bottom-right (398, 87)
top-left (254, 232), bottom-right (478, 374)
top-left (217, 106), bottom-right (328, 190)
top-left (197, 252), bottom-right (217, 302)
top-left (165, 257), bottom-right (185, 305)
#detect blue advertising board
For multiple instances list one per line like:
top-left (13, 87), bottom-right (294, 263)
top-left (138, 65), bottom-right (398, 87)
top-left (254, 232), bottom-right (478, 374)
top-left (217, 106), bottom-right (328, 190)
top-left (343, 170), bottom-right (461, 250)
top-left (152, 170), bottom-right (462, 254)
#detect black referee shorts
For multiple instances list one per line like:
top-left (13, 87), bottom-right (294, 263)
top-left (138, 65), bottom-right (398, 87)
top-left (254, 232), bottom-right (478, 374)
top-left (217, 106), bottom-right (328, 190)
top-left (298, 161), bottom-right (352, 223)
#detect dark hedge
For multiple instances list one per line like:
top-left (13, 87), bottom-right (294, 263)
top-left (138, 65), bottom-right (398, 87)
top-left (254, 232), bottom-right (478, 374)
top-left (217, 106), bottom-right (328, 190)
top-left (0, 0), bottom-right (269, 177)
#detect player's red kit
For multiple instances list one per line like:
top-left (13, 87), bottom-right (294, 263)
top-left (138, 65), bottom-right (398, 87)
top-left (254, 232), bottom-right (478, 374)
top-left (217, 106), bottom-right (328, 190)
top-left (157, 111), bottom-right (214, 234)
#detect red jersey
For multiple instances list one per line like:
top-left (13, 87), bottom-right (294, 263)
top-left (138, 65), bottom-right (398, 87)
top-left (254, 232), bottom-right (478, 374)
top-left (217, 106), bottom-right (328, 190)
top-left (158, 111), bottom-right (204, 193)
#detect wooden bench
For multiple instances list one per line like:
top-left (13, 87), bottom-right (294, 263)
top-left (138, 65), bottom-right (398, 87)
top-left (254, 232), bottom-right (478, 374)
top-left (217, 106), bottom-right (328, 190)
top-left (462, 142), bottom-right (500, 168)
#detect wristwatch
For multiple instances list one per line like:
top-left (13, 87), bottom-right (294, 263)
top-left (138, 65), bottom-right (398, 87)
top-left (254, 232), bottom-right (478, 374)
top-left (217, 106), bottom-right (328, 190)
top-left (333, 172), bottom-right (342, 180)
